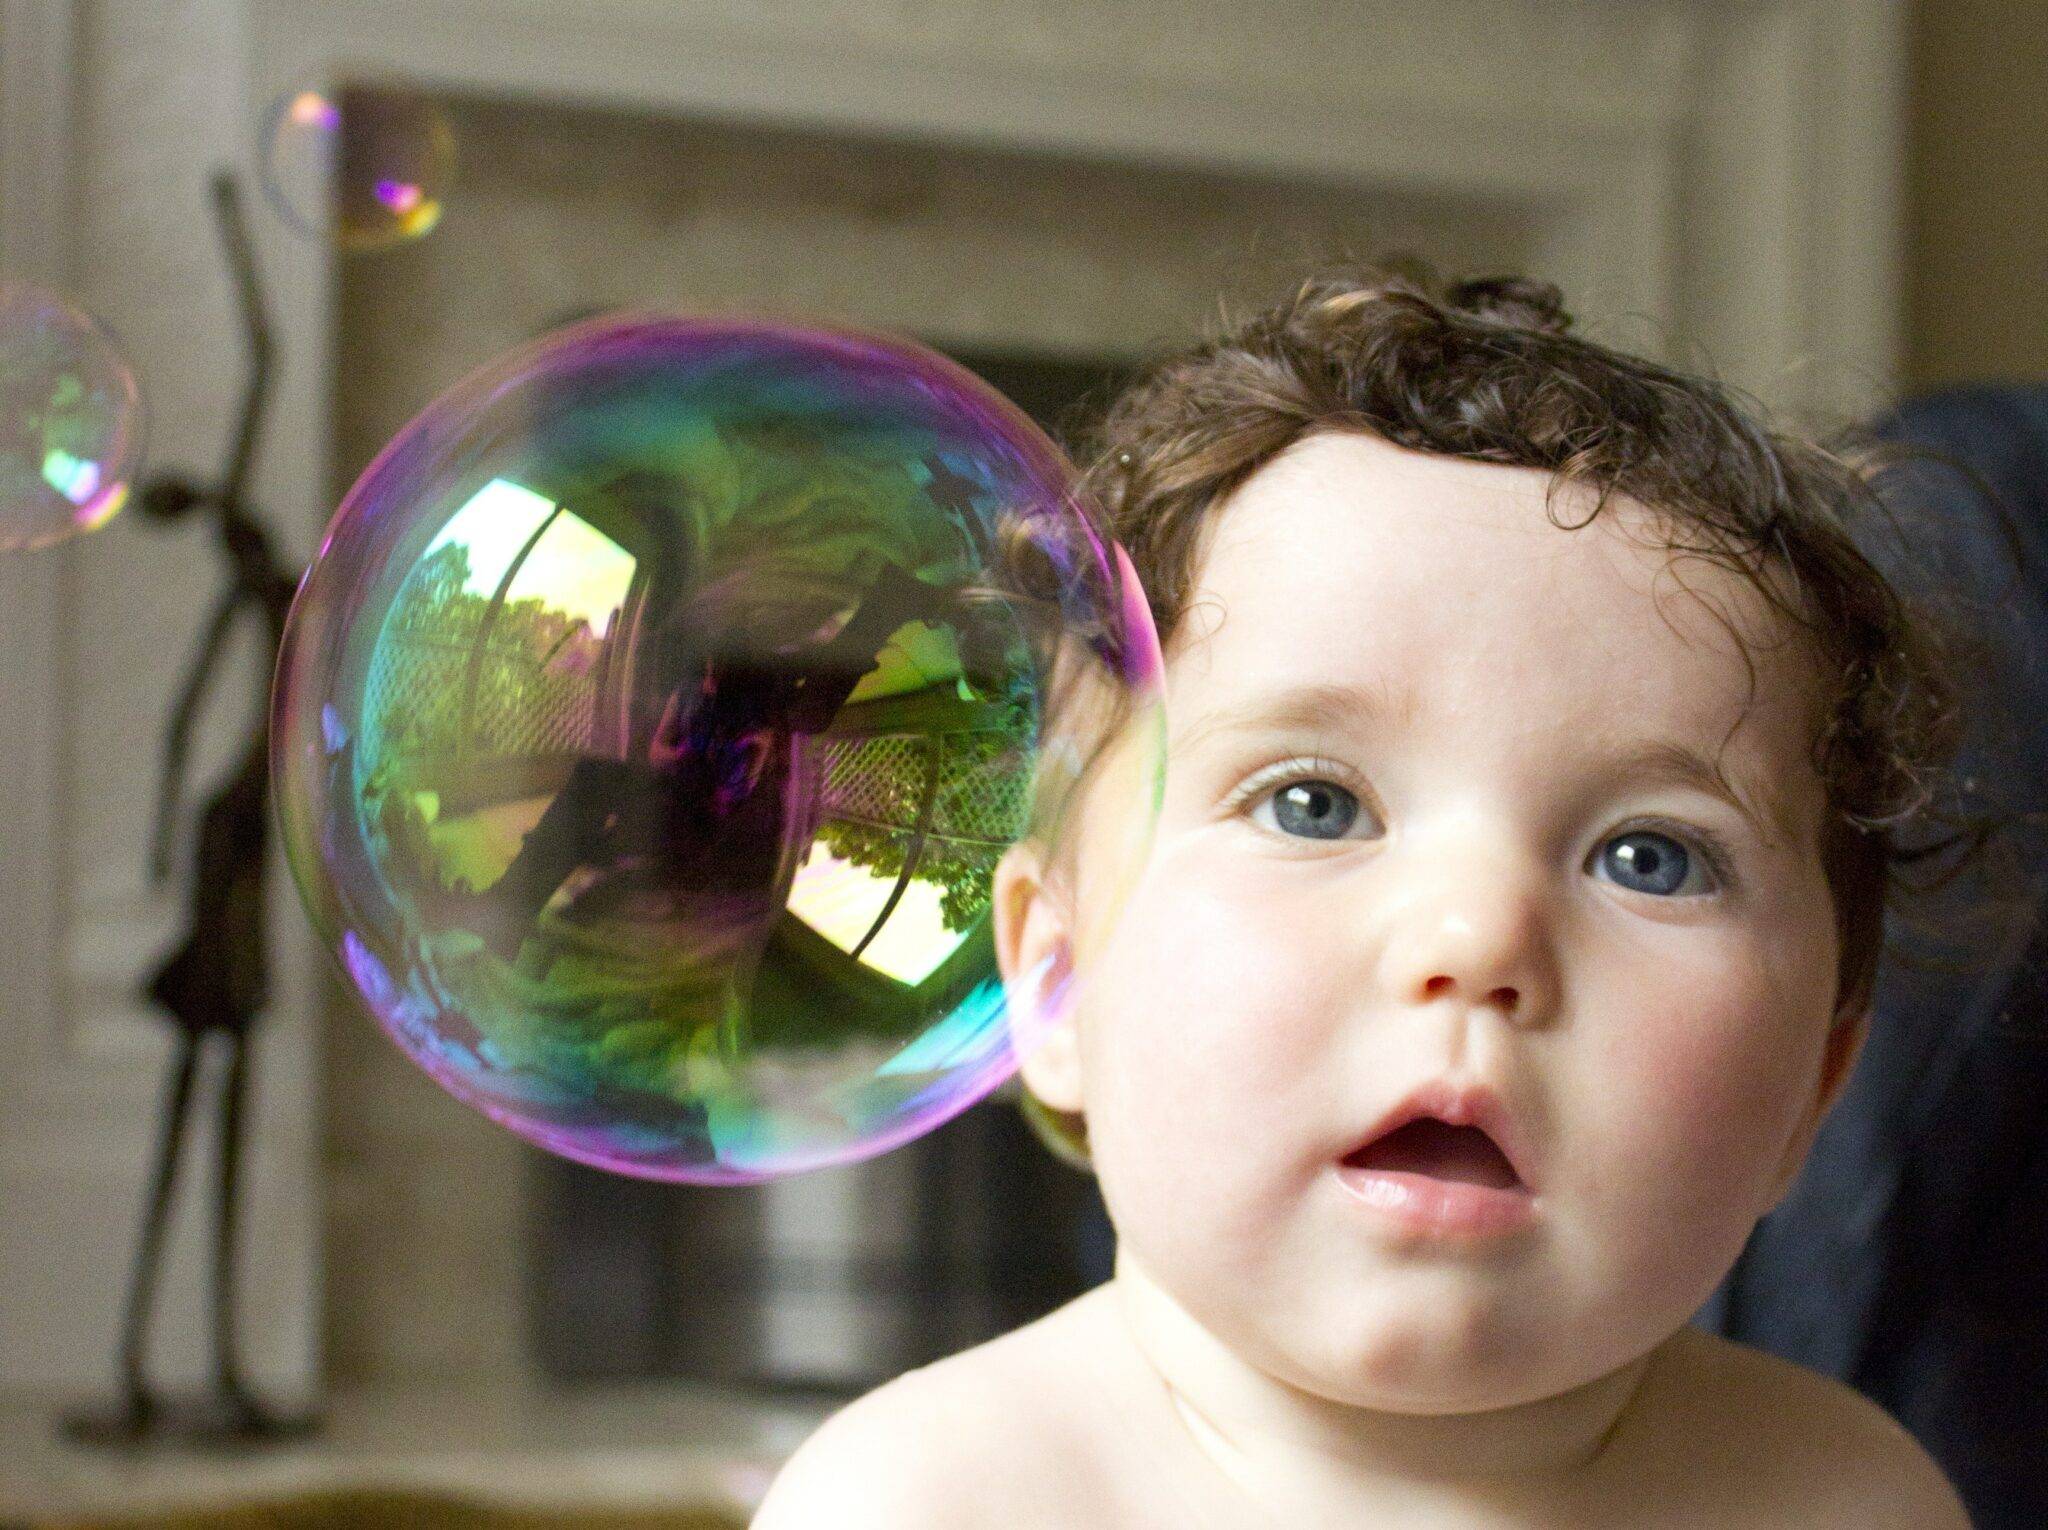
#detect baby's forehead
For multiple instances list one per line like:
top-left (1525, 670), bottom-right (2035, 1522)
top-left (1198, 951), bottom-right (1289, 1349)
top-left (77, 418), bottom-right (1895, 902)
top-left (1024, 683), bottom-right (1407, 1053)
top-left (1181, 436), bottom-right (1814, 703)
top-left (1160, 443), bottom-right (1828, 833)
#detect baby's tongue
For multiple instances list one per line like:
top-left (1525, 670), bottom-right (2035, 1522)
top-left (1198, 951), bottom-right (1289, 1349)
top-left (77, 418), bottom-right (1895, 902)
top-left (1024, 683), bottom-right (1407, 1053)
top-left (1351, 1118), bottom-right (1519, 1190)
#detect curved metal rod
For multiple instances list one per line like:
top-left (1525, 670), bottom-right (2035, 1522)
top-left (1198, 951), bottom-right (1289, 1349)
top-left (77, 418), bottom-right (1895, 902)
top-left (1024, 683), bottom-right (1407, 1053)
top-left (848, 734), bottom-right (943, 965)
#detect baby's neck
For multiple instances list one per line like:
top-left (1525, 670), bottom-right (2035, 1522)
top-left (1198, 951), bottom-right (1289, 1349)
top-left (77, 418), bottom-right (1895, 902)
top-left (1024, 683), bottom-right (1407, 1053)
top-left (1108, 1255), bottom-right (1662, 1518)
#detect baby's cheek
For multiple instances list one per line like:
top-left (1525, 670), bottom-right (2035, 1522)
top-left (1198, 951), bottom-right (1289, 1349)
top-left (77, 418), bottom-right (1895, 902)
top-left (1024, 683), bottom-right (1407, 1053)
top-left (1110, 875), bottom-right (1324, 1088)
top-left (1586, 979), bottom-right (1816, 1264)
top-left (1084, 873), bottom-right (1318, 1206)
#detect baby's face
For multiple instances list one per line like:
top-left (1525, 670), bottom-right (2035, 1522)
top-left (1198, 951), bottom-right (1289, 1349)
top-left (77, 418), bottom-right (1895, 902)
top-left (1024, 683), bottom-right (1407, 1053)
top-left (1007, 428), bottom-right (1864, 1413)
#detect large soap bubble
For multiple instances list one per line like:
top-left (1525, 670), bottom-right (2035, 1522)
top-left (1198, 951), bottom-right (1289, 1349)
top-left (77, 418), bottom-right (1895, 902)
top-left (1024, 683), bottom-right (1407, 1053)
top-left (260, 84), bottom-right (455, 251)
top-left (0, 279), bottom-right (143, 551)
top-left (274, 314), bottom-right (1164, 1182)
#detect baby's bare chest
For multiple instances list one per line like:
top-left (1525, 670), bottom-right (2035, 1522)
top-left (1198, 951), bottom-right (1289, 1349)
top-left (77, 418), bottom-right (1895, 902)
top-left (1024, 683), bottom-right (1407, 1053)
top-left (934, 1424), bottom-right (1203, 1529)
top-left (965, 1387), bottom-right (1868, 1530)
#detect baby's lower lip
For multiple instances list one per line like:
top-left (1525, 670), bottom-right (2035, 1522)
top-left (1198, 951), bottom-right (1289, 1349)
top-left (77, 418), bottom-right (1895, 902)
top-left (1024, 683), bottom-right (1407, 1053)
top-left (1333, 1165), bottom-right (1540, 1238)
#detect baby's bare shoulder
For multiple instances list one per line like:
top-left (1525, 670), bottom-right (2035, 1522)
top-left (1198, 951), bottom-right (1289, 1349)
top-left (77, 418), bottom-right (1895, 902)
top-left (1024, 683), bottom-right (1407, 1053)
top-left (1619, 1328), bottom-right (1971, 1529)
top-left (747, 1371), bottom-right (960, 1529)
top-left (751, 1300), bottom-right (1120, 1530)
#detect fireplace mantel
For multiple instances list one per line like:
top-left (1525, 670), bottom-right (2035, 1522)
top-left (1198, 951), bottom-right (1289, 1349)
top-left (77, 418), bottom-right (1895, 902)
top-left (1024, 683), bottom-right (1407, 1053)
top-left (0, 0), bottom-right (1906, 1400)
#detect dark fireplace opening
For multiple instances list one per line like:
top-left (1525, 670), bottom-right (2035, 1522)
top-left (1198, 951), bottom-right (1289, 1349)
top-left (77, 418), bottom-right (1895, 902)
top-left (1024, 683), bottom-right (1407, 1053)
top-left (525, 345), bottom-right (1135, 1397)
top-left (527, 1091), bottom-right (1115, 1397)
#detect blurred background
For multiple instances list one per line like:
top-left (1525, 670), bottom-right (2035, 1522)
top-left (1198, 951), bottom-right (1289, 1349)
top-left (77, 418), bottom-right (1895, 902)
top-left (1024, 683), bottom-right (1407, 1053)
top-left (1, 0), bottom-right (2042, 1525)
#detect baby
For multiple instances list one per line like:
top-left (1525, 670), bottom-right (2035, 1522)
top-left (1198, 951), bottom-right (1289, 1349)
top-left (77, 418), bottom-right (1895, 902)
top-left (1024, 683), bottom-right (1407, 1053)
top-left (753, 267), bottom-right (1980, 1527)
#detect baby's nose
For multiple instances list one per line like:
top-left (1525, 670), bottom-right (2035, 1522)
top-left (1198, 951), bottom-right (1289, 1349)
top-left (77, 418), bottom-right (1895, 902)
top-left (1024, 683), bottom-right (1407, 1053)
top-left (1376, 869), bottom-right (1554, 1022)
top-left (1419, 966), bottom-right (1522, 1015)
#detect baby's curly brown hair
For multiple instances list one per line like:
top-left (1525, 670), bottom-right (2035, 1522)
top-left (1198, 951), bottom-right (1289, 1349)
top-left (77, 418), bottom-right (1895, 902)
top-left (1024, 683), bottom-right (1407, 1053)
top-left (1010, 256), bottom-right (2039, 1173)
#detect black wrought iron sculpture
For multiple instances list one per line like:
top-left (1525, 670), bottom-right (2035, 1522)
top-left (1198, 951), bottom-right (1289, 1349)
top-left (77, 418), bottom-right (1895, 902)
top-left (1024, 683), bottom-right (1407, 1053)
top-left (61, 170), bottom-right (318, 1448)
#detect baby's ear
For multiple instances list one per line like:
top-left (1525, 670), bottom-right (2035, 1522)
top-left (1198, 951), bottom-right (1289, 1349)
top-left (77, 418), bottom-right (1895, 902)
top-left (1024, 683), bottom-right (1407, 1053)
top-left (991, 839), bottom-right (1083, 1113)
top-left (1814, 995), bottom-right (1872, 1120)
top-left (1764, 999), bottom-right (1871, 1211)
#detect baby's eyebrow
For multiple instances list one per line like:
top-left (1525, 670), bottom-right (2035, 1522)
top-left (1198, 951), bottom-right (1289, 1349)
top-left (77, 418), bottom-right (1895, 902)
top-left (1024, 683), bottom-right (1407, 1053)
top-left (1175, 680), bottom-right (1418, 756)
top-left (1177, 681), bottom-right (1798, 849)
top-left (1599, 737), bottom-right (1799, 850)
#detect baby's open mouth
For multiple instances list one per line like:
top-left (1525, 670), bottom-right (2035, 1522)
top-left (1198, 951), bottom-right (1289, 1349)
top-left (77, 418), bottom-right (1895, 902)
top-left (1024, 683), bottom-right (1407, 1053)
top-left (1341, 1118), bottom-right (1524, 1191)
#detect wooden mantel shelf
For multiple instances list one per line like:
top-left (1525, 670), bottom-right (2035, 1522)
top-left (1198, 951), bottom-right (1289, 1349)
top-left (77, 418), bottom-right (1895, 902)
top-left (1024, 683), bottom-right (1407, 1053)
top-left (0, 1380), bottom-right (833, 1523)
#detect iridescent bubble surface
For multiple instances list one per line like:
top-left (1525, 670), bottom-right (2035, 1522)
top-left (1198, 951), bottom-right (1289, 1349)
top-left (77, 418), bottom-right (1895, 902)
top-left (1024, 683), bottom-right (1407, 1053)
top-left (274, 314), bottom-right (1165, 1182)
top-left (260, 84), bottom-right (455, 251)
top-left (0, 280), bottom-right (143, 552)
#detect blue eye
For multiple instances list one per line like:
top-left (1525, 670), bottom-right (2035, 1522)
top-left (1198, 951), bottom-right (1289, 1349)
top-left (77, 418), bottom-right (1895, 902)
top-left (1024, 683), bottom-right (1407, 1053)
top-left (1238, 765), bottom-right (1731, 896)
top-left (1597, 826), bottom-right (1721, 897)
top-left (1254, 777), bottom-right (1364, 840)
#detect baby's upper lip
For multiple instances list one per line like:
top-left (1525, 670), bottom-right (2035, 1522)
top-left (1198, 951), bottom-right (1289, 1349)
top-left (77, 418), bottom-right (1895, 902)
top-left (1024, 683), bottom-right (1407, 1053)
top-left (1341, 1078), bottom-right (1537, 1192)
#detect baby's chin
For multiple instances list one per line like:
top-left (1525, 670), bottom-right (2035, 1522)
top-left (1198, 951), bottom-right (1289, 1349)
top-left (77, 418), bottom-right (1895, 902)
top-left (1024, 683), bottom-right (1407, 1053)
top-left (1228, 1286), bottom-right (1662, 1417)
top-left (1278, 1348), bottom-right (1611, 1418)
top-left (1114, 1227), bottom-right (1674, 1418)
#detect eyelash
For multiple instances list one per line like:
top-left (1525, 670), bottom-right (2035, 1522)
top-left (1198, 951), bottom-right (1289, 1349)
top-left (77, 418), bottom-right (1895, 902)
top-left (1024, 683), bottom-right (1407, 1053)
top-left (1223, 755), bottom-right (1737, 891)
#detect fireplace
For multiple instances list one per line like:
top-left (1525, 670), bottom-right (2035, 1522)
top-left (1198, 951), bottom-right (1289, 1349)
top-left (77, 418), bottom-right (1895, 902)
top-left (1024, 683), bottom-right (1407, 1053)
top-left (327, 89), bottom-right (1505, 1391)
top-left (0, 0), bottom-right (1909, 1449)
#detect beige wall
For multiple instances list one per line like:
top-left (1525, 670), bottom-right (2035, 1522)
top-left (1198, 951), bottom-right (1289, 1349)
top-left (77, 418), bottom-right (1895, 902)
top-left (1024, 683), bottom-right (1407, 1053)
top-left (1905, 0), bottom-right (2048, 389)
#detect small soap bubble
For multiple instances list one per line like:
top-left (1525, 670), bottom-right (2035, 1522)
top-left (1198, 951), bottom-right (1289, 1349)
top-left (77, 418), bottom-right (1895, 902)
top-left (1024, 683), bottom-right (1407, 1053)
top-left (0, 280), bottom-right (143, 552)
top-left (273, 314), bottom-right (1166, 1183)
top-left (260, 84), bottom-right (455, 251)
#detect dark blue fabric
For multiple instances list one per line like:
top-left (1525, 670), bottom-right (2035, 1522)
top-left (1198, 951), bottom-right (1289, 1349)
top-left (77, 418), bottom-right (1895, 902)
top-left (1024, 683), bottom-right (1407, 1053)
top-left (1688, 383), bottom-right (2048, 1529)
